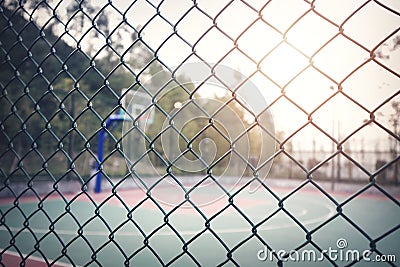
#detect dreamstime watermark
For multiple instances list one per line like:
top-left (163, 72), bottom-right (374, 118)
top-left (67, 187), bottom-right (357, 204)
top-left (257, 238), bottom-right (397, 263)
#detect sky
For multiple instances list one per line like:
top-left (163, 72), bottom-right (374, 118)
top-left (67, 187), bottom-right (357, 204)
top-left (34, 0), bottom-right (400, 152)
top-left (119, 0), bottom-right (400, 151)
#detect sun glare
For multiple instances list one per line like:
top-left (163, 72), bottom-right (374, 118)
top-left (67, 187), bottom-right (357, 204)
top-left (100, 0), bottom-right (400, 149)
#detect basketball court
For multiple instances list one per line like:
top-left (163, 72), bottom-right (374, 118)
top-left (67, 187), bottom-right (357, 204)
top-left (1, 180), bottom-right (398, 266)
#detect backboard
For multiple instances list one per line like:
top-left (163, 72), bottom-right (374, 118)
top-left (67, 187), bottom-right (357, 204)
top-left (120, 88), bottom-right (154, 124)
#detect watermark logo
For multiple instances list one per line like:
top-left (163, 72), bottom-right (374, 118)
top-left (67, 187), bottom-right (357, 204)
top-left (257, 238), bottom-right (396, 263)
top-left (336, 238), bottom-right (347, 249)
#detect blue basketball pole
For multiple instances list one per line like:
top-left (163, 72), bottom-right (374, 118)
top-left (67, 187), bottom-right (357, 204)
top-left (95, 114), bottom-right (126, 193)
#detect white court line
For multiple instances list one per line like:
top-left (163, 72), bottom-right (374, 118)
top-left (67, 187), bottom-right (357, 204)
top-left (0, 205), bottom-right (335, 236)
top-left (0, 248), bottom-right (82, 267)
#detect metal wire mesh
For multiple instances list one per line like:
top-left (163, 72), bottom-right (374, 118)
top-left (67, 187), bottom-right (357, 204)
top-left (0, 0), bottom-right (399, 266)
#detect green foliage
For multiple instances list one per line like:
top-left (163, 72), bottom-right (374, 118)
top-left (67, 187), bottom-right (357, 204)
top-left (0, 4), bottom-right (130, 177)
top-left (0, 3), bottom-right (260, 180)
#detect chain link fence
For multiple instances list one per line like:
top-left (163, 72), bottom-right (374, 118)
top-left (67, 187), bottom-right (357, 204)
top-left (0, 0), bottom-right (399, 266)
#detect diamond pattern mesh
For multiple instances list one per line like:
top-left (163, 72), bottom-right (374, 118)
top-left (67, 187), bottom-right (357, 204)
top-left (0, 0), bottom-right (399, 266)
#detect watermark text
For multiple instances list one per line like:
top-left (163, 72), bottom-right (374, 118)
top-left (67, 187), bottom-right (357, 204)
top-left (257, 238), bottom-right (396, 263)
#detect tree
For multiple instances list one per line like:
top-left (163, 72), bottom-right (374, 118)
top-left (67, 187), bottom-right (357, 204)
top-left (389, 101), bottom-right (399, 184)
top-left (0, 4), bottom-right (113, 177)
top-left (376, 35), bottom-right (400, 184)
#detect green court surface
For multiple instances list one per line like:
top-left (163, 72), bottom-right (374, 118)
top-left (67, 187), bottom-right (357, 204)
top-left (0, 185), bottom-right (399, 266)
